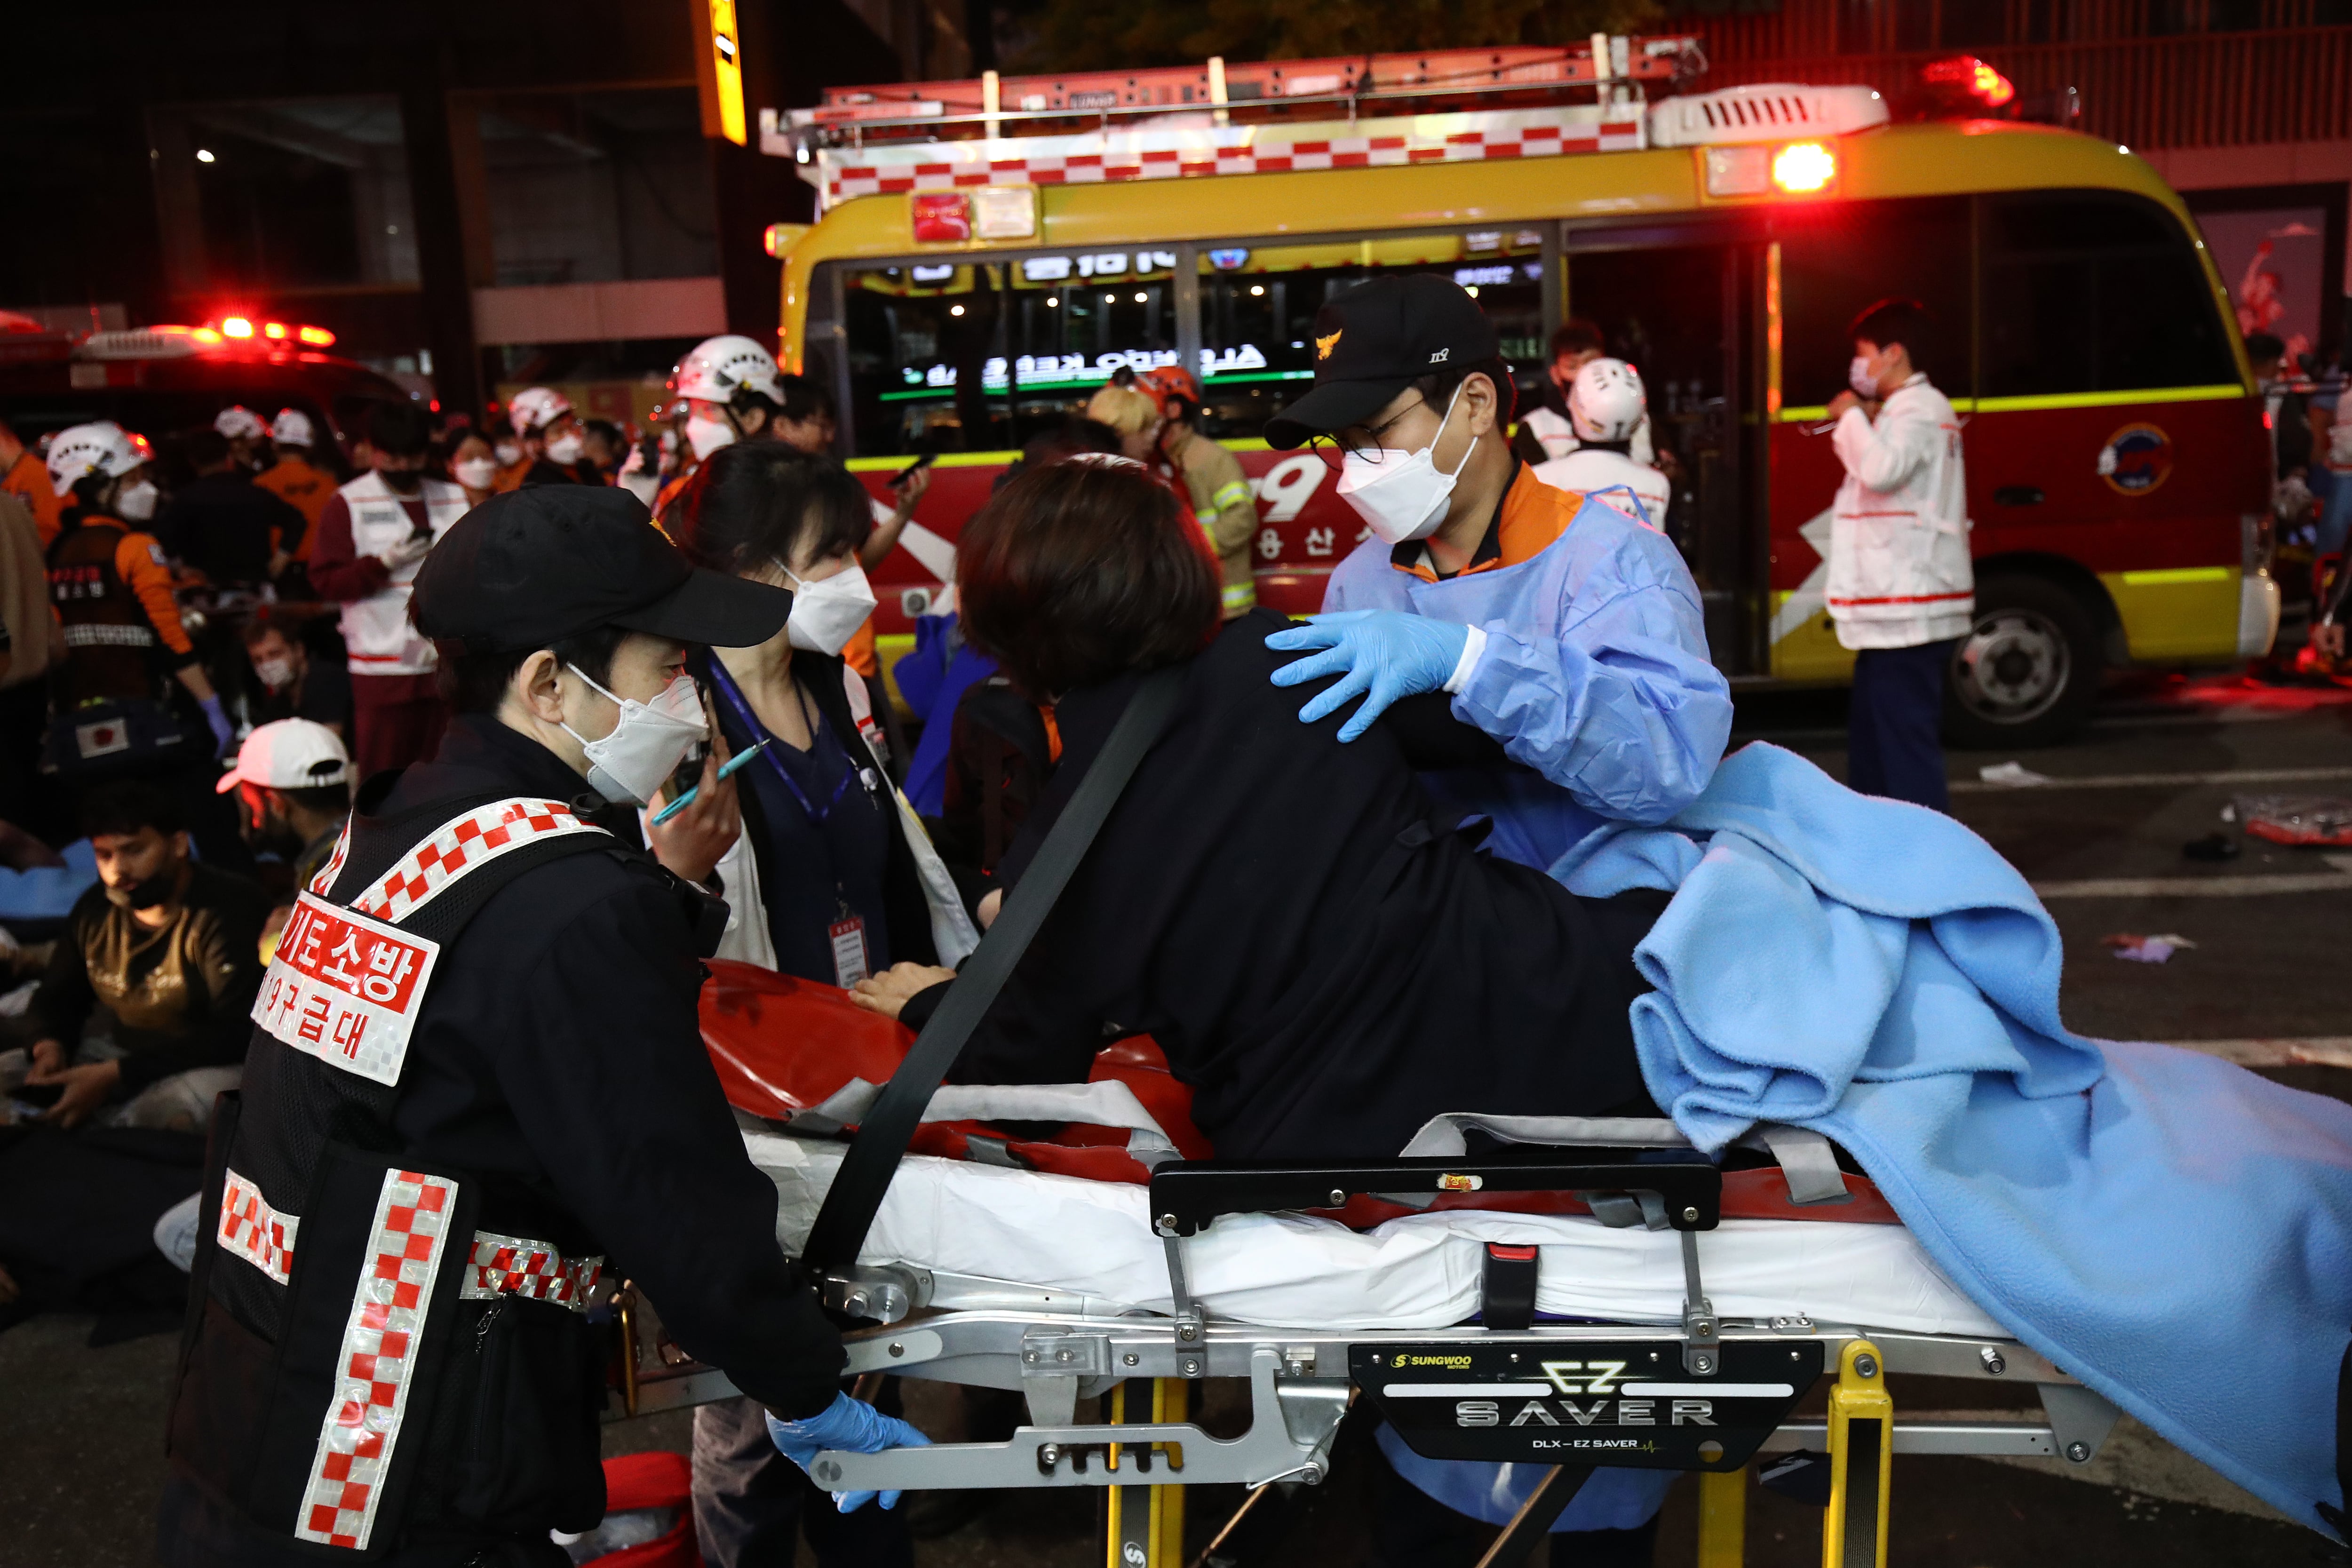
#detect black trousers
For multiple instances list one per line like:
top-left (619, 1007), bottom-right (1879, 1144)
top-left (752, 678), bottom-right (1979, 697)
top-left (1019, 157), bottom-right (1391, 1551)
top-left (691, 1393), bottom-right (914, 1568)
top-left (1846, 639), bottom-right (1957, 812)
top-left (1365, 1443), bottom-right (1661, 1568)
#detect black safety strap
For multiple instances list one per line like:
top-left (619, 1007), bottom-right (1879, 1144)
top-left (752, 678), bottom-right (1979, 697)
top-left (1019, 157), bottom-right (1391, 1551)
top-left (801, 665), bottom-right (1185, 1274)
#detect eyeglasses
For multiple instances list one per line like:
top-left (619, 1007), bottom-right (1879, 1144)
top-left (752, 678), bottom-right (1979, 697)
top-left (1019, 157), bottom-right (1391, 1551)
top-left (1304, 398), bottom-right (1426, 471)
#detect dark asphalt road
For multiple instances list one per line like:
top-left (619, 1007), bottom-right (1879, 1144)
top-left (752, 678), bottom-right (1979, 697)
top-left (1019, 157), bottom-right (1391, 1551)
top-left (6, 670), bottom-right (2349, 1567)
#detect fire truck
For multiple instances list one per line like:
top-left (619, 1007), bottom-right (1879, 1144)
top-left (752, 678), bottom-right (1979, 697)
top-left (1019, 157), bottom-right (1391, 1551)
top-left (763, 39), bottom-right (2272, 746)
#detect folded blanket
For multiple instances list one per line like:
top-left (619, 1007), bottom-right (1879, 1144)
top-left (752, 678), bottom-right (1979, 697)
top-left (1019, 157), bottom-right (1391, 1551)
top-left (1557, 743), bottom-right (2352, 1536)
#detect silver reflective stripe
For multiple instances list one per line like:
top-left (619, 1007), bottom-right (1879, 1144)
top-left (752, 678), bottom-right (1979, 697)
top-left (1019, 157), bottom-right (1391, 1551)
top-left (455, 1231), bottom-right (604, 1312)
top-left (217, 1166), bottom-right (300, 1285)
top-left (63, 623), bottom-right (156, 647)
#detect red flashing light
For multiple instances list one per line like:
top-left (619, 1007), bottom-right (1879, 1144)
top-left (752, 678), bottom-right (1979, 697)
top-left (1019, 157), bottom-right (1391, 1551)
top-left (262, 320), bottom-right (288, 339)
top-left (1923, 55), bottom-right (2015, 108)
top-left (1772, 142), bottom-right (1837, 195)
top-left (296, 324), bottom-right (336, 347)
top-left (191, 326), bottom-right (223, 345)
top-left (220, 316), bottom-right (254, 339)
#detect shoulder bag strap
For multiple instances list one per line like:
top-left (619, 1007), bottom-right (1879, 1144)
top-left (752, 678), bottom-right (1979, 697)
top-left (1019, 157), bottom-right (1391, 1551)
top-left (801, 664), bottom-right (1184, 1274)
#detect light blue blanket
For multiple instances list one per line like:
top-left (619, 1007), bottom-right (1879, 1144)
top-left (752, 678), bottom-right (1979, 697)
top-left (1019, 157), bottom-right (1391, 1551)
top-left (1557, 743), bottom-right (2352, 1536)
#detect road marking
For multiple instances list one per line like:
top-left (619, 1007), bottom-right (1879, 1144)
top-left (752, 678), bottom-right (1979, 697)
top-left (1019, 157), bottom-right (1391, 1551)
top-left (2160, 1038), bottom-right (2352, 1068)
top-left (2034, 871), bottom-right (2352, 898)
top-left (1956, 764), bottom-right (2352, 795)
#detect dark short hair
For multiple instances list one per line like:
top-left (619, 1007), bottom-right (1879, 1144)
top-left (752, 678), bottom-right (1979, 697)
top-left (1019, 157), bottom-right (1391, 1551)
top-left (1850, 297), bottom-right (1934, 371)
top-left (2245, 331), bottom-right (2286, 362)
top-left (80, 779), bottom-right (184, 839)
top-left (185, 427), bottom-right (232, 470)
top-left (958, 459), bottom-right (1219, 697)
top-left (1551, 320), bottom-right (1605, 361)
top-left (669, 443), bottom-right (870, 579)
top-left (370, 400), bottom-right (431, 457)
top-left (1406, 356), bottom-right (1517, 433)
top-left (249, 778), bottom-right (352, 818)
top-left (435, 624), bottom-right (628, 715)
top-left (992, 419), bottom-right (1125, 493)
top-left (240, 607), bottom-right (304, 648)
top-left (583, 418), bottom-right (625, 450)
top-left (776, 374), bottom-right (838, 428)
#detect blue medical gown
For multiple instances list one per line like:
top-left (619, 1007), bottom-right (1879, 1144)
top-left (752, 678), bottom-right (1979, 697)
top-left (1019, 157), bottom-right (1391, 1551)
top-left (1325, 500), bottom-right (1726, 1532)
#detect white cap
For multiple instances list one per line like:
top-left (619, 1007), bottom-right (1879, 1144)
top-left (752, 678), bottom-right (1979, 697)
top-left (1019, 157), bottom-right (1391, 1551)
top-left (215, 719), bottom-right (353, 796)
top-left (46, 421), bottom-right (149, 497)
top-left (509, 387), bottom-right (574, 436)
top-left (672, 334), bottom-right (783, 406)
top-left (215, 405), bottom-right (268, 441)
top-left (270, 407), bottom-right (315, 447)
top-left (1568, 358), bottom-right (1647, 444)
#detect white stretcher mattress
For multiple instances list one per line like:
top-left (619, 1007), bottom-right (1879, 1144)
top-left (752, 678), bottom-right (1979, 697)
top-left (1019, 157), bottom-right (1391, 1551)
top-left (747, 1133), bottom-right (2004, 1337)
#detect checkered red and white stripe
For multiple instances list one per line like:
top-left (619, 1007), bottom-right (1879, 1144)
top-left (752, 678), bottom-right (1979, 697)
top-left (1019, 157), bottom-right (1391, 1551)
top-left (307, 820), bottom-right (352, 897)
top-left (218, 1167), bottom-right (299, 1286)
top-left (294, 1168), bottom-right (459, 1551)
top-left (456, 1231), bottom-right (604, 1311)
top-left (348, 798), bottom-right (606, 923)
top-left (815, 107), bottom-right (1645, 208)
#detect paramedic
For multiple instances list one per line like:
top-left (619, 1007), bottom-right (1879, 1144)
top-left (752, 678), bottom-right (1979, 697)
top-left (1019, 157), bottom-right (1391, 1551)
top-left (253, 409), bottom-right (338, 557)
top-left (0, 416), bottom-right (67, 545)
top-left (309, 402), bottom-right (464, 779)
top-left (509, 388), bottom-right (602, 486)
top-left (1260, 275), bottom-right (1729, 869)
top-left (1142, 366), bottom-right (1259, 619)
top-left (1515, 319), bottom-right (1655, 468)
top-left (1822, 297), bottom-right (1972, 811)
top-left (660, 443), bottom-right (973, 1568)
top-left (1532, 358), bottom-right (1672, 530)
top-left (156, 485), bottom-right (924, 1568)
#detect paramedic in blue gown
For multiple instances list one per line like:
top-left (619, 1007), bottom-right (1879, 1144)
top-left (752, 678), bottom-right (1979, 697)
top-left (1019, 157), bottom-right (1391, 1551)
top-left (651, 443), bottom-right (977, 1568)
top-left (1256, 277), bottom-right (1730, 1560)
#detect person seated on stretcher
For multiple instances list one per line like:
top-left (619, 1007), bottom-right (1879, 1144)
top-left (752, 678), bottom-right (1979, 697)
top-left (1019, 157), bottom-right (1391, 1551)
top-left (850, 457), bottom-right (1669, 1161)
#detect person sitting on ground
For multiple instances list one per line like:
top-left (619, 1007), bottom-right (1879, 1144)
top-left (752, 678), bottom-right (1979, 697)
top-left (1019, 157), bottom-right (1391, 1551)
top-left (153, 426), bottom-right (307, 589)
top-left (849, 459), bottom-right (1667, 1161)
top-left (237, 606), bottom-right (351, 740)
top-left (216, 717), bottom-right (352, 941)
top-left (22, 780), bottom-right (267, 1132)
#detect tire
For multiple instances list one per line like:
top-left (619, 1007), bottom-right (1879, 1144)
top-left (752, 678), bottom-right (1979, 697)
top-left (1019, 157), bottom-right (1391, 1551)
top-left (1943, 574), bottom-right (2104, 749)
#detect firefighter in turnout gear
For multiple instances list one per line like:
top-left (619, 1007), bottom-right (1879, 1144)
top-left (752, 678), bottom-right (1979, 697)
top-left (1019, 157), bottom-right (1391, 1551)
top-left (157, 485), bottom-right (925, 1568)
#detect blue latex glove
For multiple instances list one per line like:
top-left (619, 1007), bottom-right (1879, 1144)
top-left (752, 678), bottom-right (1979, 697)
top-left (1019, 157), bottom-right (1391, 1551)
top-left (198, 695), bottom-right (235, 759)
top-left (1265, 609), bottom-right (1472, 742)
top-left (766, 1391), bottom-right (932, 1512)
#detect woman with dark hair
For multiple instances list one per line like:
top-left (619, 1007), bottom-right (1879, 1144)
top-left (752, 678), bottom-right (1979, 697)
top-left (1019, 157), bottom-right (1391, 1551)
top-left (660, 441), bottom-right (975, 1568)
top-left (852, 457), bottom-right (1669, 1163)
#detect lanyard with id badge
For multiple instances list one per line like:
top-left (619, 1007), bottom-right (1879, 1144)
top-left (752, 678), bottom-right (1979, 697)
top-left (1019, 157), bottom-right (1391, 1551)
top-left (709, 661), bottom-right (882, 988)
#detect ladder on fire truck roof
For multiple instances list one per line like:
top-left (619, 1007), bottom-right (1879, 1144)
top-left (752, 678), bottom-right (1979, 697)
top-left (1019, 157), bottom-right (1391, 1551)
top-left (758, 36), bottom-right (1767, 214)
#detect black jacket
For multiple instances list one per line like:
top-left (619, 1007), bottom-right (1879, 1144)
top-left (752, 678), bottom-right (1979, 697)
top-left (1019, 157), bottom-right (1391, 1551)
top-left (912, 609), bottom-right (1665, 1162)
top-left (153, 471), bottom-right (308, 586)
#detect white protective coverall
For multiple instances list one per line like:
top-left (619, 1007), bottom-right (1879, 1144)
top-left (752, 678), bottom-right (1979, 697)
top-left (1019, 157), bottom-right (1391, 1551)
top-left (1827, 372), bottom-right (1974, 650)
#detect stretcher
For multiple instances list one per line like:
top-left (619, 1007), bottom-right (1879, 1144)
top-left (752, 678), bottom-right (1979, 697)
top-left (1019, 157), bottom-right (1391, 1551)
top-left (607, 962), bottom-right (2122, 1568)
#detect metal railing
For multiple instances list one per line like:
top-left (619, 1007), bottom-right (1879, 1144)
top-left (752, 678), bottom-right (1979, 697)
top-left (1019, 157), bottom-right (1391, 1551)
top-left (1695, 27), bottom-right (2352, 148)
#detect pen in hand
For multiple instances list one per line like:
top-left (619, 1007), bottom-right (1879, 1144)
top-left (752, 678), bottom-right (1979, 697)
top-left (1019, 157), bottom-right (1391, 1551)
top-left (649, 740), bottom-right (768, 827)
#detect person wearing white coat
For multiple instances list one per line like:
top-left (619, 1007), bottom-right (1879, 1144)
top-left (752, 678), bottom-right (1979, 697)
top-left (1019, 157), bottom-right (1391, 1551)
top-left (1824, 298), bottom-right (1974, 810)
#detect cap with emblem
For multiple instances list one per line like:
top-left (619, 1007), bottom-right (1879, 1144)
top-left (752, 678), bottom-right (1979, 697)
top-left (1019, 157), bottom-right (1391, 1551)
top-left (1264, 275), bottom-right (1499, 451)
top-left (411, 485), bottom-right (792, 654)
top-left (215, 718), bottom-right (351, 795)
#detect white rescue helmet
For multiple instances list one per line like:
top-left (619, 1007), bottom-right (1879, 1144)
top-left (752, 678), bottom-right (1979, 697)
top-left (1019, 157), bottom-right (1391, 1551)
top-left (508, 387), bottom-right (574, 436)
top-left (671, 334), bottom-right (784, 407)
top-left (1568, 358), bottom-right (1647, 444)
top-left (214, 405), bottom-right (268, 441)
top-left (47, 421), bottom-right (150, 496)
top-left (270, 407), bottom-right (316, 447)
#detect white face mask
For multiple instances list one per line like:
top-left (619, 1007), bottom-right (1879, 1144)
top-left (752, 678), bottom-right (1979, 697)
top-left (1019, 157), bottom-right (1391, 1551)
top-left (115, 478), bottom-right (159, 522)
top-left (561, 667), bottom-right (708, 805)
top-left (1848, 355), bottom-right (1879, 399)
top-left (1333, 380), bottom-right (1473, 545)
top-left (453, 456), bottom-right (498, 490)
top-left (253, 654), bottom-right (298, 691)
top-left (545, 432), bottom-right (585, 465)
top-left (684, 413), bottom-right (737, 461)
top-left (493, 441), bottom-right (522, 467)
top-left (780, 560), bottom-right (878, 656)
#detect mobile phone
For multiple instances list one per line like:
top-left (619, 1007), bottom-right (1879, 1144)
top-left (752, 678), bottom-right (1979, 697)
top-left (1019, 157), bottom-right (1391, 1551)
top-left (12, 1082), bottom-right (64, 1110)
top-left (888, 452), bottom-right (937, 491)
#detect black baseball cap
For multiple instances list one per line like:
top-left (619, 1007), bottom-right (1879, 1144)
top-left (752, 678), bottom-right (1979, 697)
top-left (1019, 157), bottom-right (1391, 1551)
top-left (1264, 274), bottom-right (1500, 451)
top-left (411, 485), bottom-right (792, 653)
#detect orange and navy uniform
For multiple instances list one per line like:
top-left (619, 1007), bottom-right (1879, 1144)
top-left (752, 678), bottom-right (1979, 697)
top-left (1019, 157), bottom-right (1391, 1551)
top-left (47, 515), bottom-right (198, 704)
top-left (1388, 461), bottom-right (1589, 584)
top-left (3, 450), bottom-right (64, 548)
top-left (254, 454), bottom-right (336, 561)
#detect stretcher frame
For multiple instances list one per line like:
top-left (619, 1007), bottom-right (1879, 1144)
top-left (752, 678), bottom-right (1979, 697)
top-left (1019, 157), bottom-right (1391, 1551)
top-left (615, 1148), bottom-right (2124, 1568)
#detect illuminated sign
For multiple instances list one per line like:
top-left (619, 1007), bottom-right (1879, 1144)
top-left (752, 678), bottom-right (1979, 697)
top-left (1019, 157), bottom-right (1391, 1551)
top-left (899, 342), bottom-right (1277, 392)
top-left (703, 0), bottom-right (746, 146)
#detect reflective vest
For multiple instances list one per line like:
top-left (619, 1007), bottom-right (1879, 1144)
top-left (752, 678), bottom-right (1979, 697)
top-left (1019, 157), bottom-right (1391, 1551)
top-left (167, 795), bottom-right (616, 1553)
top-left (47, 517), bottom-right (173, 703)
top-left (335, 472), bottom-right (469, 677)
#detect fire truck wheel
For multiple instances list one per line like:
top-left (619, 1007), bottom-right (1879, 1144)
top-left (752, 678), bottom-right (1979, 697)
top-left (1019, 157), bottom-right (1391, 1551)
top-left (1944, 573), bottom-right (2103, 749)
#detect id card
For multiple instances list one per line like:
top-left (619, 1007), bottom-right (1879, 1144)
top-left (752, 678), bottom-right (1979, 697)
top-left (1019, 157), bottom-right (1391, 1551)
top-left (829, 915), bottom-right (870, 989)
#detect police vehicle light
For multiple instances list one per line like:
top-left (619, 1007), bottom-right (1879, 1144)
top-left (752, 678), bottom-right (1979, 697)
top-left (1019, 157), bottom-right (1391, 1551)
top-left (1771, 142), bottom-right (1837, 194)
top-left (262, 321), bottom-right (288, 339)
top-left (1923, 55), bottom-right (2016, 108)
top-left (297, 325), bottom-right (336, 347)
top-left (220, 317), bottom-right (255, 339)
